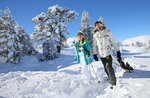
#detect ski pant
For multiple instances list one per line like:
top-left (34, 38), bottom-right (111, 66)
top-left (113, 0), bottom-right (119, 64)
top-left (101, 55), bottom-right (116, 85)
top-left (80, 55), bottom-right (91, 81)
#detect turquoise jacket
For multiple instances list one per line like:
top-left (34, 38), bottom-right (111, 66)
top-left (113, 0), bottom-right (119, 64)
top-left (74, 39), bottom-right (93, 65)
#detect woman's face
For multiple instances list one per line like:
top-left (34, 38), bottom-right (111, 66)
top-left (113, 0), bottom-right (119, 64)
top-left (78, 35), bottom-right (83, 41)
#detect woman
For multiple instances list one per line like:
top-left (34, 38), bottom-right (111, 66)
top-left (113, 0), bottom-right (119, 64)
top-left (74, 32), bottom-right (92, 83)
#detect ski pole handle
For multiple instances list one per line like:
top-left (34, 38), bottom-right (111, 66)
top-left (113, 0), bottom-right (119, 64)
top-left (72, 41), bottom-right (76, 46)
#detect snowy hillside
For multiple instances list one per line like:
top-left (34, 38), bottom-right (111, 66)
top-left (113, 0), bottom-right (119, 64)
top-left (0, 43), bottom-right (150, 97)
top-left (122, 35), bottom-right (150, 47)
top-left (66, 37), bottom-right (78, 47)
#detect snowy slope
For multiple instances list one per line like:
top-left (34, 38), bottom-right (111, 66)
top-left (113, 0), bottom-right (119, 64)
top-left (66, 37), bottom-right (78, 47)
top-left (0, 45), bottom-right (150, 97)
top-left (122, 35), bottom-right (150, 46)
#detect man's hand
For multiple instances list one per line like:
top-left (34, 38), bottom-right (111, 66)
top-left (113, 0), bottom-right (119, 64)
top-left (93, 54), bottom-right (98, 61)
top-left (117, 51), bottom-right (122, 62)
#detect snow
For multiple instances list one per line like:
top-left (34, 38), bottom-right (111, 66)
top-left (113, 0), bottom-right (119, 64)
top-left (48, 5), bottom-right (61, 16)
top-left (0, 39), bottom-right (150, 97)
top-left (8, 51), bottom-right (13, 58)
top-left (122, 35), bottom-right (150, 46)
top-left (0, 38), bottom-right (7, 42)
top-left (0, 57), bottom-right (7, 63)
top-left (66, 37), bottom-right (78, 47)
top-left (32, 12), bottom-right (47, 24)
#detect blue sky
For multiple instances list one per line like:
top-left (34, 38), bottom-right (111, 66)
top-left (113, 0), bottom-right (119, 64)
top-left (0, 0), bottom-right (150, 41)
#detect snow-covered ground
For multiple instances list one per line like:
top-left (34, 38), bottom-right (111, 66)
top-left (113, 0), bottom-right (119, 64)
top-left (122, 35), bottom-right (150, 44)
top-left (121, 35), bottom-right (150, 47)
top-left (0, 45), bottom-right (150, 98)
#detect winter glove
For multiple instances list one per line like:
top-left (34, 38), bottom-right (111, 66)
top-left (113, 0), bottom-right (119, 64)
top-left (93, 54), bottom-right (98, 61)
top-left (117, 51), bottom-right (122, 62)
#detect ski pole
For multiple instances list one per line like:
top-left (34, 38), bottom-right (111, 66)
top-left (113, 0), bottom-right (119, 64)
top-left (89, 60), bottom-right (100, 83)
top-left (88, 63), bottom-right (94, 80)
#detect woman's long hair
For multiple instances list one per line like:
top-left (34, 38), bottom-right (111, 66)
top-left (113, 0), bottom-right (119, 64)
top-left (79, 37), bottom-right (84, 44)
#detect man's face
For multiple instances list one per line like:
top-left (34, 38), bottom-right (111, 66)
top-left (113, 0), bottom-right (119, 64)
top-left (96, 24), bottom-right (102, 30)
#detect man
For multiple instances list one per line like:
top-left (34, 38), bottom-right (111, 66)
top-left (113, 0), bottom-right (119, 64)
top-left (92, 17), bottom-right (122, 89)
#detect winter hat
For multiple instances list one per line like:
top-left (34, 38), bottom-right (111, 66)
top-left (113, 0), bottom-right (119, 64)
top-left (77, 31), bottom-right (84, 36)
top-left (94, 16), bottom-right (105, 27)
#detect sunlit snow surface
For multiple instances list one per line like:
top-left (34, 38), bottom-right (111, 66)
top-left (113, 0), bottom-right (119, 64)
top-left (0, 40), bottom-right (150, 98)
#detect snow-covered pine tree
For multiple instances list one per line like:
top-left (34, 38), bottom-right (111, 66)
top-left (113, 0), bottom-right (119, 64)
top-left (135, 41), bottom-right (143, 47)
top-left (15, 25), bottom-right (36, 55)
top-left (32, 5), bottom-right (78, 60)
top-left (145, 40), bottom-right (150, 50)
top-left (41, 39), bottom-right (59, 61)
top-left (2, 8), bottom-right (21, 64)
top-left (81, 11), bottom-right (93, 51)
top-left (0, 10), bottom-right (8, 63)
top-left (0, 8), bottom-right (35, 64)
top-left (148, 40), bottom-right (150, 48)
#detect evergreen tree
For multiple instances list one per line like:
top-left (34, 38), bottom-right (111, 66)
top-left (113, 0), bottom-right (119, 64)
top-left (81, 11), bottom-right (93, 52)
top-left (0, 8), bottom-right (35, 64)
top-left (32, 5), bottom-right (78, 60)
top-left (148, 40), bottom-right (150, 48)
top-left (0, 10), bottom-right (8, 63)
top-left (41, 39), bottom-right (59, 61)
top-left (3, 8), bottom-right (21, 64)
top-left (15, 25), bottom-right (35, 55)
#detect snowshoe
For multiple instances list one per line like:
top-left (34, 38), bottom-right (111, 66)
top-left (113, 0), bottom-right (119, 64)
top-left (112, 55), bottom-right (133, 73)
top-left (119, 61), bottom-right (131, 73)
top-left (119, 61), bottom-right (134, 73)
top-left (126, 62), bottom-right (134, 71)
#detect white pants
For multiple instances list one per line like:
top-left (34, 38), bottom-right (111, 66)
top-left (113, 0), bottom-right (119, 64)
top-left (80, 55), bottom-right (91, 81)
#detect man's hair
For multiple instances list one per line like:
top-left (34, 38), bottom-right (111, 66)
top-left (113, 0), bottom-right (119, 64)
top-left (93, 25), bottom-right (106, 33)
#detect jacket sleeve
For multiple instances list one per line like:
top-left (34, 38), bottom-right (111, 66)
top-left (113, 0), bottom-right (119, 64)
top-left (109, 31), bottom-right (120, 52)
top-left (74, 55), bottom-right (77, 60)
top-left (92, 35), bottom-right (97, 55)
top-left (74, 43), bottom-right (78, 60)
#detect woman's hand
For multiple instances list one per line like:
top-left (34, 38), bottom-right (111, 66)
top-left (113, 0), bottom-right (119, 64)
top-left (86, 55), bottom-right (90, 59)
top-left (75, 60), bottom-right (77, 63)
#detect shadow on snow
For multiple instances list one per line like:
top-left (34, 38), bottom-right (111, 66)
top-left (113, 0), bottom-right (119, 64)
top-left (119, 69), bottom-right (150, 78)
top-left (0, 54), bottom-right (76, 73)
